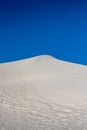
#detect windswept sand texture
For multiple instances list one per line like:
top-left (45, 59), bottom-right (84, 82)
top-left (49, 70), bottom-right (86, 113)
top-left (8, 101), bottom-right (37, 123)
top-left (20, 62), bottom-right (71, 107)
top-left (0, 55), bottom-right (87, 130)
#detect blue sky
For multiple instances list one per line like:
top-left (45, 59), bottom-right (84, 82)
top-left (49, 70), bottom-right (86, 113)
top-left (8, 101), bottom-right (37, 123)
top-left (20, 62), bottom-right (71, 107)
top-left (0, 0), bottom-right (87, 65)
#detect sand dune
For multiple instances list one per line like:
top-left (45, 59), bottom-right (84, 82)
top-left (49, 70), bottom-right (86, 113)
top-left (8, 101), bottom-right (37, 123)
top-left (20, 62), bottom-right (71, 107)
top-left (0, 55), bottom-right (87, 130)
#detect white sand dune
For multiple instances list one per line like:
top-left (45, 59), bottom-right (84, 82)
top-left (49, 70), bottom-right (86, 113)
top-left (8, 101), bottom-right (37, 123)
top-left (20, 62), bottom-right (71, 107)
top-left (0, 55), bottom-right (87, 130)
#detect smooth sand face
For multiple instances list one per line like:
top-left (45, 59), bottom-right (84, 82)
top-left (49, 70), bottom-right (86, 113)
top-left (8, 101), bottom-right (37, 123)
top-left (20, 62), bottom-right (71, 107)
top-left (0, 55), bottom-right (87, 129)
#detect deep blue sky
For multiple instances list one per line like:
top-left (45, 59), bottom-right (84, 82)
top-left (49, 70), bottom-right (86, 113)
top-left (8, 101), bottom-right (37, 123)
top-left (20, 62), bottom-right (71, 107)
top-left (0, 0), bottom-right (87, 65)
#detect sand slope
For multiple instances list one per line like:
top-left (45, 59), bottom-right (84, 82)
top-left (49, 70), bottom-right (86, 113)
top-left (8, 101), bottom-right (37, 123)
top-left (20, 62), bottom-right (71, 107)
top-left (0, 55), bottom-right (87, 130)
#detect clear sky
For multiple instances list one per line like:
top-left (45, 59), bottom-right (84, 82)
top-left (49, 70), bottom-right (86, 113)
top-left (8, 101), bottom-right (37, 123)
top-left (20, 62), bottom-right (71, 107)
top-left (0, 0), bottom-right (87, 65)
